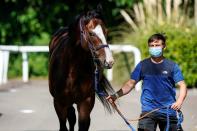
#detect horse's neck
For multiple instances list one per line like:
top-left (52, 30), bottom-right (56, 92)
top-left (66, 42), bottom-right (94, 67)
top-left (61, 25), bottom-right (96, 74)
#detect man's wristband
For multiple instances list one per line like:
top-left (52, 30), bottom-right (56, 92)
top-left (114, 92), bottom-right (119, 99)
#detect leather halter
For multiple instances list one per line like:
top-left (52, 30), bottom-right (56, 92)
top-left (79, 18), bottom-right (109, 62)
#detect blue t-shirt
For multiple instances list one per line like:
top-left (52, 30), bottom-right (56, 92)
top-left (131, 58), bottom-right (184, 116)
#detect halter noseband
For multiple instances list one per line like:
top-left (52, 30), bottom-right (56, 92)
top-left (88, 43), bottom-right (109, 51)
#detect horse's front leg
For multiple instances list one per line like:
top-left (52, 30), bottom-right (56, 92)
top-left (54, 99), bottom-right (68, 131)
top-left (77, 96), bottom-right (95, 131)
top-left (67, 106), bottom-right (76, 131)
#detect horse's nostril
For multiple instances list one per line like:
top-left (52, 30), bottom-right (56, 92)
top-left (102, 59), bottom-right (114, 69)
top-left (108, 60), bottom-right (114, 67)
top-left (103, 60), bottom-right (113, 69)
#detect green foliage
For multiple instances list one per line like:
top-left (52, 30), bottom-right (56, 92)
top-left (0, 0), bottom-right (136, 45)
top-left (29, 53), bottom-right (48, 77)
top-left (8, 54), bottom-right (22, 78)
top-left (164, 25), bottom-right (197, 88)
top-left (113, 0), bottom-right (135, 7)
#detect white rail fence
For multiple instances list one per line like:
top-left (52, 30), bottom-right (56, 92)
top-left (0, 45), bottom-right (141, 90)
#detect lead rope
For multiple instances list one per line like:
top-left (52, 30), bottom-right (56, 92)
top-left (165, 105), bottom-right (184, 131)
top-left (166, 106), bottom-right (170, 131)
top-left (94, 67), bottom-right (135, 131)
top-left (110, 101), bottom-right (136, 131)
top-left (177, 110), bottom-right (184, 131)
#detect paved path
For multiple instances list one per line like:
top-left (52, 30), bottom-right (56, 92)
top-left (0, 80), bottom-right (197, 131)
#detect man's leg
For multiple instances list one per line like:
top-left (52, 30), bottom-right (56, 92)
top-left (158, 115), bottom-right (183, 131)
top-left (138, 113), bottom-right (157, 131)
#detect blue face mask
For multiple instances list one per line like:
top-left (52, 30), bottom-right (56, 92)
top-left (149, 47), bottom-right (162, 57)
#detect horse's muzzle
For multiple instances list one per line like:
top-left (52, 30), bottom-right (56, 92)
top-left (103, 59), bottom-right (114, 69)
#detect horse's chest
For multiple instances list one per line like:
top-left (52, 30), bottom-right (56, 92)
top-left (67, 71), bottom-right (76, 84)
top-left (65, 70), bottom-right (93, 97)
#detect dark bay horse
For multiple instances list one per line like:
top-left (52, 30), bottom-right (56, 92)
top-left (49, 6), bottom-right (115, 131)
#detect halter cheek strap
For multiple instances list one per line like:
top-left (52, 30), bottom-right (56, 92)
top-left (79, 18), bottom-right (87, 43)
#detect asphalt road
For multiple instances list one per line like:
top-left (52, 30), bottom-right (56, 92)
top-left (0, 80), bottom-right (197, 131)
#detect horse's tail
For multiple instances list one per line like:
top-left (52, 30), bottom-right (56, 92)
top-left (96, 75), bottom-right (116, 113)
top-left (49, 27), bottom-right (69, 57)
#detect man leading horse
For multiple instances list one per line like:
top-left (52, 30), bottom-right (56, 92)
top-left (107, 33), bottom-right (187, 131)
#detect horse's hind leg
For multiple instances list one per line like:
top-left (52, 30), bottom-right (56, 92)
top-left (77, 96), bottom-right (95, 131)
top-left (67, 106), bottom-right (76, 131)
top-left (54, 99), bottom-right (68, 131)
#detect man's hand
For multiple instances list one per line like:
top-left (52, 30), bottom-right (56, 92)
top-left (106, 94), bottom-right (118, 104)
top-left (171, 100), bottom-right (182, 111)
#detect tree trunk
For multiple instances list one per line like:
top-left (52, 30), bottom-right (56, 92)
top-left (157, 0), bottom-right (163, 23)
top-left (166, 0), bottom-right (171, 20)
top-left (173, 0), bottom-right (181, 19)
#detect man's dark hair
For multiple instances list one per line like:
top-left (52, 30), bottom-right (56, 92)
top-left (148, 33), bottom-right (167, 45)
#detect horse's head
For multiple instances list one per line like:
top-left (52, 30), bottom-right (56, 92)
top-left (78, 6), bottom-right (114, 69)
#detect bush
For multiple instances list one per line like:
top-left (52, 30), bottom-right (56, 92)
top-left (28, 53), bottom-right (49, 77)
top-left (8, 53), bottom-right (22, 79)
top-left (8, 52), bottom-right (49, 79)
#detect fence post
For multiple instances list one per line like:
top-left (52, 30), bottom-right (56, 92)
top-left (3, 51), bottom-right (10, 84)
top-left (22, 52), bottom-right (28, 82)
top-left (0, 50), bottom-right (3, 85)
top-left (0, 51), bottom-right (10, 85)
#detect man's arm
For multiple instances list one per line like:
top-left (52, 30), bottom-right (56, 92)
top-left (171, 80), bottom-right (187, 110)
top-left (106, 79), bottom-right (137, 103)
top-left (116, 79), bottom-right (136, 98)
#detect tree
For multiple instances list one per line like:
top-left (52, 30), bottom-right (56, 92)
top-left (0, 0), bottom-right (129, 45)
